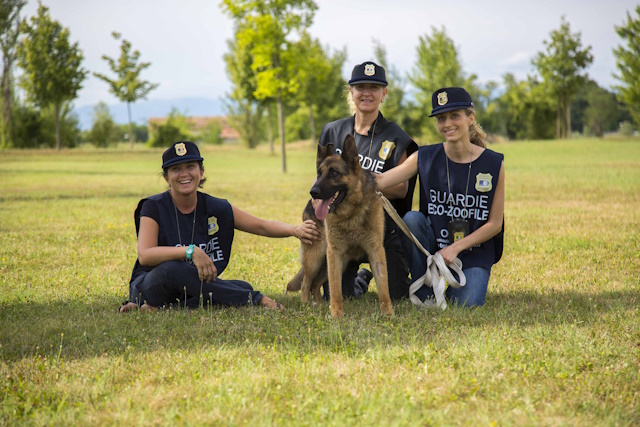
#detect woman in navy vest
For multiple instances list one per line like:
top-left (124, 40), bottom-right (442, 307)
top-left (314, 61), bottom-right (418, 300)
top-left (377, 87), bottom-right (505, 307)
top-left (120, 141), bottom-right (320, 313)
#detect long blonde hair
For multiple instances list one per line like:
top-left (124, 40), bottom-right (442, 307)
top-left (466, 108), bottom-right (487, 148)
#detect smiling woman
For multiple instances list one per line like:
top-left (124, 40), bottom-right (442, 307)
top-left (376, 87), bottom-right (505, 308)
top-left (313, 61), bottom-right (418, 301)
top-left (120, 140), bottom-right (321, 313)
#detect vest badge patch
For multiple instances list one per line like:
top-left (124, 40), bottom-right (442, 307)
top-left (475, 173), bottom-right (493, 192)
top-left (208, 216), bottom-right (219, 235)
top-left (378, 140), bottom-right (396, 160)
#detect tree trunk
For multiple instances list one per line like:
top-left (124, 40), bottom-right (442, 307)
top-left (308, 99), bottom-right (315, 143)
top-left (1, 57), bottom-right (13, 147)
top-left (277, 95), bottom-right (286, 173)
top-left (566, 101), bottom-right (571, 139)
top-left (267, 104), bottom-right (274, 153)
top-left (55, 103), bottom-right (61, 150)
top-left (127, 102), bottom-right (135, 150)
top-left (556, 108), bottom-right (561, 139)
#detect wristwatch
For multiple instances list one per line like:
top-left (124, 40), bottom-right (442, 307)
top-left (186, 244), bottom-right (194, 261)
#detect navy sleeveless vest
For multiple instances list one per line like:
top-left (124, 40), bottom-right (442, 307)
top-left (418, 144), bottom-right (504, 269)
top-left (129, 191), bottom-right (235, 283)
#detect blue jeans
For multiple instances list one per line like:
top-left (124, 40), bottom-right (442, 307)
top-left (399, 211), bottom-right (491, 308)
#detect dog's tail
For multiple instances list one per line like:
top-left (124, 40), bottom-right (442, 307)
top-left (286, 268), bottom-right (304, 293)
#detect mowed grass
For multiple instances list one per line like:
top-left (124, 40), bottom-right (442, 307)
top-left (0, 138), bottom-right (639, 426)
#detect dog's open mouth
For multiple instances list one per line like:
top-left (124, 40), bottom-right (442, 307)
top-left (314, 190), bottom-right (345, 221)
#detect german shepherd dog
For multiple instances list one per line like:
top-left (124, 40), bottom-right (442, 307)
top-left (286, 135), bottom-right (393, 318)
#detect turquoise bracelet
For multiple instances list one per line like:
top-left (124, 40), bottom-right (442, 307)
top-left (186, 244), bottom-right (195, 261)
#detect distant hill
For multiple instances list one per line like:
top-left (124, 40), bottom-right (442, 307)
top-left (74, 97), bottom-right (227, 130)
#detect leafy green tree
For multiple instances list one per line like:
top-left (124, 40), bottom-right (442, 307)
top-left (613, 5), bottom-right (640, 130)
top-left (373, 40), bottom-right (418, 138)
top-left (200, 119), bottom-right (224, 145)
top-left (532, 16), bottom-right (593, 139)
top-left (408, 27), bottom-right (477, 142)
top-left (221, 0), bottom-right (318, 172)
top-left (39, 103), bottom-right (80, 148)
top-left (11, 101), bottom-right (41, 148)
top-left (223, 28), bottom-right (265, 149)
top-left (94, 32), bottom-right (159, 150)
top-left (290, 32), bottom-right (332, 143)
top-left (497, 73), bottom-right (555, 140)
top-left (11, 99), bottom-right (80, 148)
top-left (89, 101), bottom-right (118, 147)
top-left (227, 98), bottom-right (264, 148)
top-left (0, 0), bottom-right (26, 148)
top-left (16, 3), bottom-right (87, 150)
top-left (147, 108), bottom-right (193, 148)
top-left (582, 82), bottom-right (624, 137)
top-left (287, 34), bottom-right (347, 143)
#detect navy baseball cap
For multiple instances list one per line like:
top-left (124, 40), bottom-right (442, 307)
top-left (348, 61), bottom-right (388, 86)
top-left (429, 87), bottom-right (474, 117)
top-left (162, 141), bottom-right (204, 169)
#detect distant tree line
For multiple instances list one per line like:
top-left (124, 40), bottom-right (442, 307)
top-left (1, 1), bottom-right (639, 154)
top-left (0, 2), bottom-right (157, 149)
top-left (221, 1), bottom-right (640, 172)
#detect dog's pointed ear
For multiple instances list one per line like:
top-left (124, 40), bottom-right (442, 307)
top-left (317, 143), bottom-right (334, 169)
top-left (341, 135), bottom-right (360, 171)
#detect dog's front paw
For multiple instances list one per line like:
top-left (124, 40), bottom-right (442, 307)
top-left (380, 302), bottom-right (394, 317)
top-left (330, 304), bottom-right (344, 319)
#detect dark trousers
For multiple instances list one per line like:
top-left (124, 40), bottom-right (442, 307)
top-left (324, 220), bottom-right (412, 300)
top-left (129, 261), bottom-right (263, 309)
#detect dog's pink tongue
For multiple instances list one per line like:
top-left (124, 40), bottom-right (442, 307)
top-left (315, 199), bottom-right (331, 221)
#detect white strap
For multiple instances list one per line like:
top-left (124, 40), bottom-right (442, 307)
top-left (377, 192), bottom-right (466, 310)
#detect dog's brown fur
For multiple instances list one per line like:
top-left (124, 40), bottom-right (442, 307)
top-left (286, 135), bottom-right (393, 318)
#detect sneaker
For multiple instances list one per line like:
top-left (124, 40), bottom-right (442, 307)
top-left (353, 268), bottom-right (373, 298)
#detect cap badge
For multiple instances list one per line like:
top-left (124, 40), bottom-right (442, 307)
top-left (175, 142), bottom-right (187, 156)
top-left (437, 91), bottom-right (448, 106)
top-left (364, 64), bottom-right (375, 76)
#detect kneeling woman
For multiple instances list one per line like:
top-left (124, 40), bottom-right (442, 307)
top-left (121, 141), bottom-right (320, 313)
top-left (377, 87), bottom-right (505, 307)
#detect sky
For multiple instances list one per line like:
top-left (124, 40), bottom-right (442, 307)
top-left (20, 0), bottom-right (638, 109)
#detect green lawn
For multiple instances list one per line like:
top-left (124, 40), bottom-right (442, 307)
top-left (1, 138), bottom-right (639, 426)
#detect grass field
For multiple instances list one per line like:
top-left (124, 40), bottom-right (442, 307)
top-left (1, 138), bottom-right (639, 426)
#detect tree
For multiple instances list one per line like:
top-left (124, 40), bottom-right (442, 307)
top-left (147, 108), bottom-right (194, 148)
top-left (496, 73), bottom-right (555, 141)
top-left (581, 82), bottom-right (624, 137)
top-left (373, 40), bottom-right (423, 140)
top-left (0, 0), bottom-right (26, 148)
top-left (289, 33), bottom-right (346, 143)
top-left (16, 3), bottom-right (87, 150)
top-left (94, 32), bottom-right (159, 150)
top-left (532, 16), bottom-right (593, 139)
top-left (89, 101), bottom-right (118, 147)
top-left (408, 27), bottom-right (477, 142)
top-left (200, 119), bottom-right (224, 145)
top-left (223, 27), bottom-right (265, 149)
top-left (221, 0), bottom-right (318, 172)
top-left (613, 5), bottom-right (640, 130)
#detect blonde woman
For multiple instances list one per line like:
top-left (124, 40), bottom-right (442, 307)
top-left (315, 61), bottom-right (418, 300)
top-left (377, 87), bottom-right (505, 307)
